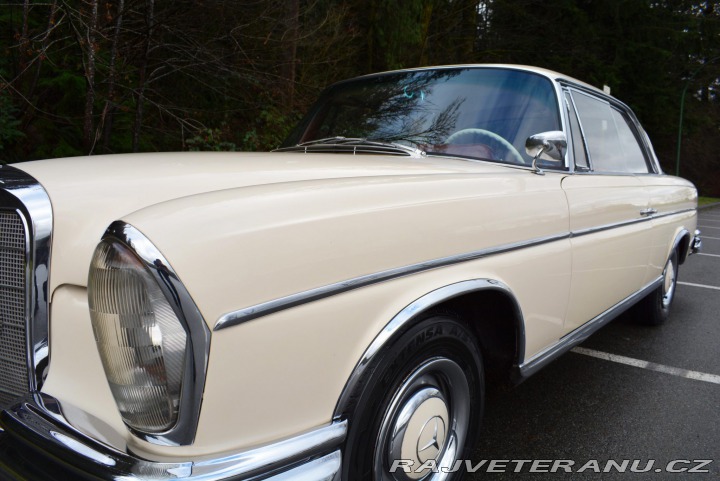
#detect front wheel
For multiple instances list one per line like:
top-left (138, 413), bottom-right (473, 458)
top-left (343, 315), bottom-right (484, 480)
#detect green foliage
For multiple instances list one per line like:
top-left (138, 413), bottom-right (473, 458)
top-left (185, 126), bottom-right (237, 152)
top-left (367, 0), bottom-right (427, 70)
top-left (0, 93), bottom-right (24, 153)
top-left (698, 196), bottom-right (720, 206)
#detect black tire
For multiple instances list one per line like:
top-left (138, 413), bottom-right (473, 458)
top-left (342, 314), bottom-right (484, 481)
top-left (636, 250), bottom-right (678, 326)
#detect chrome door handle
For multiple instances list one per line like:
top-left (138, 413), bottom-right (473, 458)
top-left (640, 208), bottom-right (657, 216)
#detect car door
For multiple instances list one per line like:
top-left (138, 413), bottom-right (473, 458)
top-left (561, 88), bottom-right (653, 332)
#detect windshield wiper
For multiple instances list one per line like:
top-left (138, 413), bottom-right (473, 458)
top-left (275, 137), bottom-right (426, 157)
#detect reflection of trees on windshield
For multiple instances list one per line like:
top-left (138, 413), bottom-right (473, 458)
top-left (379, 98), bottom-right (464, 145)
top-left (318, 70), bottom-right (463, 145)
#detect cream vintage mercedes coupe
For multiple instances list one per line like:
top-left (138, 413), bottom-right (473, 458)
top-left (0, 65), bottom-right (701, 480)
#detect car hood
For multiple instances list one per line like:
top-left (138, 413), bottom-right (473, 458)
top-left (15, 151), bottom-right (510, 290)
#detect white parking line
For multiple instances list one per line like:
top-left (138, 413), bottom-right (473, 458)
top-left (698, 253), bottom-right (720, 258)
top-left (697, 225), bottom-right (720, 229)
top-left (701, 235), bottom-right (720, 240)
top-left (572, 347), bottom-right (720, 385)
top-left (678, 281), bottom-right (720, 291)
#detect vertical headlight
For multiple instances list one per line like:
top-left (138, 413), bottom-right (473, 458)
top-left (88, 222), bottom-right (209, 445)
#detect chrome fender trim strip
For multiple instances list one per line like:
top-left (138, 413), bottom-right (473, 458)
top-left (333, 279), bottom-right (524, 419)
top-left (214, 234), bottom-right (566, 331)
top-left (671, 228), bottom-right (690, 264)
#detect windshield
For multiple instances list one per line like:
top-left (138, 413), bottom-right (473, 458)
top-left (283, 67), bottom-right (562, 167)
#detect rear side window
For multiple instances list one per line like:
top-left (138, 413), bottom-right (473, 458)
top-left (610, 109), bottom-right (649, 173)
top-left (570, 91), bottom-right (650, 174)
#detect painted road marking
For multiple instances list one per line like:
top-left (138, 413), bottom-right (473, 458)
top-left (572, 347), bottom-right (720, 385)
top-left (678, 281), bottom-right (720, 291)
top-left (697, 225), bottom-right (720, 230)
top-left (698, 253), bottom-right (720, 258)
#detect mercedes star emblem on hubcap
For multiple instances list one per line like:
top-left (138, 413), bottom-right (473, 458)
top-left (416, 416), bottom-right (446, 463)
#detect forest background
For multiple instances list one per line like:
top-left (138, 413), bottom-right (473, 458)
top-left (1, 0), bottom-right (719, 195)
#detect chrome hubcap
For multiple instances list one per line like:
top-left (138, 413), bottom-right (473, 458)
top-left (662, 258), bottom-right (676, 309)
top-left (375, 358), bottom-right (470, 481)
top-left (389, 388), bottom-right (449, 479)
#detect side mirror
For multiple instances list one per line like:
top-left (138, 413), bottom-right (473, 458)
top-left (525, 131), bottom-right (567, 174)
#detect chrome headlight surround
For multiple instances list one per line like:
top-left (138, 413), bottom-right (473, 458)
top-left (88, 221), bottom-right (210, 446)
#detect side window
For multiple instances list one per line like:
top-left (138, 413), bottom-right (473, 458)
top-left (610, 109), bottom-right (650, 173)
top-left (570, 91), bottom-right (649, 174)
top-left (564, 92), bottom-right (589, 171)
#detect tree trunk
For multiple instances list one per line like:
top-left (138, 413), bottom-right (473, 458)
top-left (83, 0), bottom-right (99, 154)
top-left (133, 0), bottom-right (155, 153)
top-left (101, 0), bottom-right (126, 152)
top-left (23, 1), bottom-right (59, 120)
top-left (282, 0), bottom-right (299, 110)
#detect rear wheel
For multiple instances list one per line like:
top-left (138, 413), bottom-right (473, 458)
top-left (343, 315), bottom-right (484, 481)
top-left (636, 250), bottom-right (678, 326)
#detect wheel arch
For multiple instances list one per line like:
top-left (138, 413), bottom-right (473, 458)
top-left (333, 278), bottom-right (525, 421)
top-left (672, 228), bottom-right (691, 265)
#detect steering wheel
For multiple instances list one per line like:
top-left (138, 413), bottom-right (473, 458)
top-left (445, 128), bottom-right (527, 165)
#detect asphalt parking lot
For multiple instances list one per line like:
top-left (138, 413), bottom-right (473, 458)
top-left (470, 205), bottom-right (720, 479)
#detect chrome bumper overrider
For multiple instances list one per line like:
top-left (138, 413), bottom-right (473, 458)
top-left (0, 394), bottom-right (345, 481)
top-left (691, 229), bottom-right (702, 254)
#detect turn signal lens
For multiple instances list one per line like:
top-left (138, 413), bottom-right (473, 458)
top-left (88, 240), bottom-right (187, 433)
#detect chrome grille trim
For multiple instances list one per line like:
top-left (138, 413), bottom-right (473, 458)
top-left (0, 209), bottom-right (29, 405)
top-left (0, 165), bottom-right (53, 405)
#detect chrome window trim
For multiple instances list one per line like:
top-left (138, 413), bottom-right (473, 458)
top-left (563, 90), bottom-right (593, 171)
top-left (215, 207), bottom-right (696, 331)
top-left (0, 393), bottom-right (346, 480)
top-left (332, 279), bottom-right (524, 419)
top-left (0, 165), bottom-right (53, 394)
top-left (214, 232), bottom-right (569, 331)
top-left (549, 76), bottom-right (572, 172)
top-left (516, 275), bottom-right (663, 380)
top-left (101, 221), bottom-right (211, 446)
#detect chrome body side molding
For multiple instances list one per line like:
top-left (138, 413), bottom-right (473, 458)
top-left (102, 222), bottom-right (211, 446)
top-left (333, 279), bottom-right (524, 419)
top-left (0, 393), bottom-right (346, 481)
top-left (0, 165), bottom-right (53, 393)
top-left (214, 234), bottom-right (567, 331)
top-left (514, 276), bottom-right (663, 381)
top-left (569, 208), bottom-right (695, 239)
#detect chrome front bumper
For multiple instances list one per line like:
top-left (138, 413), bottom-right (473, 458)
top-left (0, 394), bottom-right (345, 481)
